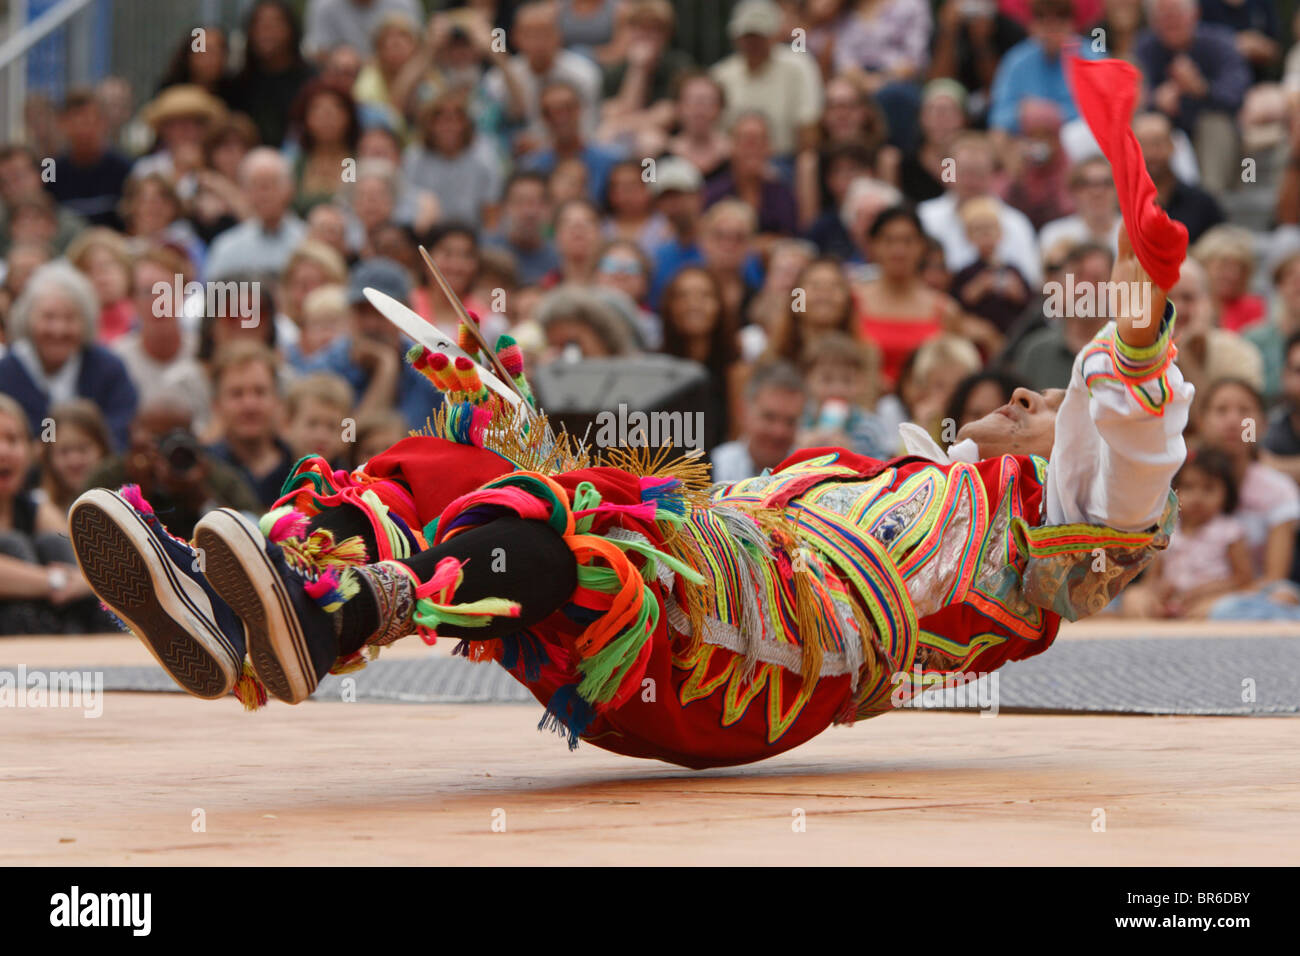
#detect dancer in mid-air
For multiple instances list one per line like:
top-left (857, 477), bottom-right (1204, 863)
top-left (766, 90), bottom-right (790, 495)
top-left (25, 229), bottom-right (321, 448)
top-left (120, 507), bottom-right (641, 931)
top-left (68, 56), bottom-right (1192, 768)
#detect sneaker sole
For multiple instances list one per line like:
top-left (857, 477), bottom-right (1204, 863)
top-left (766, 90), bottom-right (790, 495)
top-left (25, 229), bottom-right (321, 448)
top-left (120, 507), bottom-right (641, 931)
top-left (69, 489), bottom-right (239, 699)
top-left (195, 509), bottom-right (315, 705)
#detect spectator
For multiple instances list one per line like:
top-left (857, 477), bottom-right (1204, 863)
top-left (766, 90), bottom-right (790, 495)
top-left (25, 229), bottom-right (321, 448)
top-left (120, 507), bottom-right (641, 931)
top-left (1167, 256), bottom-right (1264, 412)
top-left (298, 257), bottom-right (439, 430)
top-left (352, 11), bottom-right (423, 121)
top-left (403, 87), bottom-right (504, 228)
top-left (646, 157), bottom-right (706, 306)
top-left (856, 206), bottom-right (966, 388)
top-left (1136, 0), bottom-right (1252, 197)
top-left (1084, 0), bottom-right (1144, 59)
top-left (837, 174), bottom-right (904, 267)
top-left (119, 173), bottom-right (204, 270)
top-left (905, 333), bottom-right (984, 440)
top-left (520, 80), bottom-right (625, 202)
top-left (0, 241), bottom-right (53, 319)
top-left (1245, 251), bottom-right (1300, 403)
top-left (744, 237), bottom-right (816, 346)
top-left (1263, 332), bottom-right (1300, 488)
top-left (191, 114), bottom-right (261, 244)
top-left (347, 159), bottom-right (402, 251)
top-left (283, 371), bottom-right (355, 466)
top-left (65, 228), bottom-right (135, 344)
top-left (158, 278), bottom-right (280, 439)
top-left (278, 240), bottom-right (349, 350)
top-left (0, 393), bottom-right (97, 634)
top-left (704, 113), bottom-right (799, 243)
top-left (659, 266), bottom-right (739, 448)
top-left (485, 172), bottom-right (560, 286)
top-left (1001, 98), bottom-right (1073, 231)
top-left (37, 399), bottom-right (112, 515)
top-left (928, 0), bottom-right (1027, 114)
top-left (598, 0), bottom-right (693, 153)
top-left (0, 261), bottom-right (137, 450)
top-left (1038, 155), bottom-right (1121, 258)
top-left (1196, 377), bottom-right (1300, 617)
top-left (157, 24), bottom-right (239, 102)
top-left (288, 79), bottom-right (361, 210)
top-left (558, 0), bottom-right (621, 55)
top-left (697, 198), bottom-right (759, 321)
top-left (803, 143), bottom-right (878, 261)
top-left (832, 0), bottom-right (931, 150)
top-left (765, 255), bottom-right (856, 363)
top-left (665, 72), bottom-right (731, 182)
top-left (988, 0), bottom-right (1095, 137)
top-left (46, 89), bottom-right (132, 230)
top-left (113, 245), bottom-right (197, 406)
top-left (296, 283), bottom-right (350, 361)
top-left (350, 408), bottom-right (409, 468)
top-left (918, 132), bottom-right (1042, 284)
top-left (305, 202), bottom-right (351, 262)
top-left (593, 238), bottom-right (660, 347)
top-left (132, 84), bottom-right (227, 187)
top-left (483, 0), bottom-right (603, 153)
top-left (795, 331), bottom-right (894, 460)
top-left (710, 359), bottom-right (806, 481)
top-left (229, 0), bottom-right (317, 148)
top-left (711, 0), bottom-right (823, 158)
top-left (1121, 446), bottom-right (1255, 618)
top-left (897, 80), bottom-right (968, 206)
top-left (0, 146), bottom-right (87, 256)
top-left (546, 197), bottom-right (605, 288)
top-left (535, 284), bottom-right (640, 359)
top-left (951, 197), bottom-right (1032, 334)
top-left (1011, 241), bottom-right (1113, 390)
top-left (603, 160), bottom-right (670, 253)
top-left (798, 77), bottom-right (896, 227)
top-left (412, 222), bottom-right (502, 341)
top-left (548, 156), bottom-right (590, 205)
top-left (304, 0), bottom-right (424, 60)
top-left (205, 148), bottom-right (308, 280)
top-left (1132, 112), bottom-right (1225, 244)
top-left (204, 341), bottom-right (295, 508)
top-left (1192, 225), bottom-right (1265, 333)
top-left (86, 391), bottom-right (262, 540)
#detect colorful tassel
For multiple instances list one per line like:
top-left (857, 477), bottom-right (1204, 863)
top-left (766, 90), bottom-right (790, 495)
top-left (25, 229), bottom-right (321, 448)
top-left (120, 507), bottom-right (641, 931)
top-left (538, 683), bottom-right (596, 751)
top-left (411, 556), bottom-right (521, 644)
top-left (233, 661), bottom-right (268, 711)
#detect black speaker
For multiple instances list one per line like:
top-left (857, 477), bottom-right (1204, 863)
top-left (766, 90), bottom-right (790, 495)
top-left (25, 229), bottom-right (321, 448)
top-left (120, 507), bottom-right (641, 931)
top-left (531, 354), bottom-right (713, 456)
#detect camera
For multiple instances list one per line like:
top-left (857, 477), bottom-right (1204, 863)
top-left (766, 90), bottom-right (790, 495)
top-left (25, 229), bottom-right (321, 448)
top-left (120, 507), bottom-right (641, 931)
top-left (157, 428), bottom-right (201, 475)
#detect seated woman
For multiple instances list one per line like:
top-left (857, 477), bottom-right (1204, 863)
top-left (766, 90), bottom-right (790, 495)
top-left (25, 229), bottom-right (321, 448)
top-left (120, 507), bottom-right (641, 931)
top-left (0, 395), bottom-right (100, 634)
top-left (0, 262), bottom-right (138, 452)
top-left (70, 224), bottom-right (1193, 767)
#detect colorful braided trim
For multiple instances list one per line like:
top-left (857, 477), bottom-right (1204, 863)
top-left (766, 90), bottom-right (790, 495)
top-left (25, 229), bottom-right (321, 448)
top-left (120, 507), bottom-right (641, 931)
top-left (433, 470), bottom-right (702, 750)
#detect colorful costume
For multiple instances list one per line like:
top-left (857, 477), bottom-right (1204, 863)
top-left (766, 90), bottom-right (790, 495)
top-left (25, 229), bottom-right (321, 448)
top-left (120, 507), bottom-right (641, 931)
top-left (226, 302), bottom-right (1188, 769)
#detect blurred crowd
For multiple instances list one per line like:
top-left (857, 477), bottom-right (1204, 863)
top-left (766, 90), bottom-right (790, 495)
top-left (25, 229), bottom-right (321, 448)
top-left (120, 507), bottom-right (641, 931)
top-left (2, 0), bottom-right (1300, 631)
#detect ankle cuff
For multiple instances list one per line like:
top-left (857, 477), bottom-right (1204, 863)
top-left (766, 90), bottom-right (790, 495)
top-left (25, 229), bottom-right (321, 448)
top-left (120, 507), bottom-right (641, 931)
top-left (349, 561), bottom-right (419, 649)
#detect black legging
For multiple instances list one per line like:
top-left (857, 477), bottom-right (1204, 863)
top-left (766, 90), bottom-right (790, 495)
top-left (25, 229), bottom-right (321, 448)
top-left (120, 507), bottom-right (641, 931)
top-left (309, 504), bottom-right (578, 649)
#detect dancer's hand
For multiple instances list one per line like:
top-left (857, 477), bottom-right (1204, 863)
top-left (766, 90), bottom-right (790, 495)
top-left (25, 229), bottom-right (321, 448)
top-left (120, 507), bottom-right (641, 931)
top-left (1112, 226), bottom-right (1167, 349)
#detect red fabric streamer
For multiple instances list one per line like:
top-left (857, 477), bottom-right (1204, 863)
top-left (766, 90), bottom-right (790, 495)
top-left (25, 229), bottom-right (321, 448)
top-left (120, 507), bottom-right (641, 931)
top-left (1066, 53), bottom-right (1188, 290)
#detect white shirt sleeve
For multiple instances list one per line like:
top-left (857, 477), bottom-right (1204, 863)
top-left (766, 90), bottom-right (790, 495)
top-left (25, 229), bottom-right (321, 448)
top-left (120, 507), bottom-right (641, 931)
top-left (1046, 302), bottom-right (1193, 531)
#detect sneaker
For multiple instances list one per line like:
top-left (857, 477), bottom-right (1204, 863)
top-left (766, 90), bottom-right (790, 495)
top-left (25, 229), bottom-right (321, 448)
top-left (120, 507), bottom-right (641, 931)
top-left (193, 508), bottom-right (340, 705)
top-left (69, 488), bottom-right (246, 699)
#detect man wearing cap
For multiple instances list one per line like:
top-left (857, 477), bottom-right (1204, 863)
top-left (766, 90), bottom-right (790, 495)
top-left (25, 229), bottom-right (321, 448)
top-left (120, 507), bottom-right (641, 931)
top-left (710, 0), bottom-right (823, 160)
top-left (205, 148), bottom-right (307, 281)
top-left (297, 257), bottom-right (442, 431)
top-left (647, 156), bottom-right (706, 307)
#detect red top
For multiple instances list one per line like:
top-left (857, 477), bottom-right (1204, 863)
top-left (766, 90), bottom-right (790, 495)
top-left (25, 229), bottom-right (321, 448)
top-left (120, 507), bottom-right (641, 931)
top-left (857, 309), bottom-right (943, 388)
top-left (1219, 295), bottom-right (1267, 333)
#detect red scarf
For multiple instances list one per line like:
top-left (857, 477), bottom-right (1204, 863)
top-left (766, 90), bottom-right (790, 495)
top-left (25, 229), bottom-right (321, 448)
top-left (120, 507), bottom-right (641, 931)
top-left (1067, 53), bottom-right (1188, 291)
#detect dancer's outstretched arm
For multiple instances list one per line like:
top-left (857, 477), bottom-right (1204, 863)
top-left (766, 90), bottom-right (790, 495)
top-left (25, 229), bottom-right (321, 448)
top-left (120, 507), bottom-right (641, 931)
top-left (1045, 229), bottom-right (1194, 532)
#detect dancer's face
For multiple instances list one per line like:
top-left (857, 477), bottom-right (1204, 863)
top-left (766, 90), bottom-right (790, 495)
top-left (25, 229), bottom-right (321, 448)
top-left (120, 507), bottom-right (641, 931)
top-left (956, 387), bottom-right (1066, 459)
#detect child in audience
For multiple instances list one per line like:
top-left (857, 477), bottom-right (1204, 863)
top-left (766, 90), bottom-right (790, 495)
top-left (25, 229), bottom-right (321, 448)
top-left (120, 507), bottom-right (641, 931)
top-left (283, 372), bottom-right (355, 468)
top-left (1123, 447), bottom-right (1253, 618)
top-left (796, 332), bottom-right (894, 459)
top-left (296, 284), bottom-right (350, 361)
top-left (37, 400), bottom-right (112, 516)
top-left (951, 197), bottom-right (1030, 334)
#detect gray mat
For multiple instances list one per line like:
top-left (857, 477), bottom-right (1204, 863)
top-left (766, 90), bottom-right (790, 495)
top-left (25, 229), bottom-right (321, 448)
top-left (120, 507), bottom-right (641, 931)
top-left (5, 635), bottom-right (1298, 715)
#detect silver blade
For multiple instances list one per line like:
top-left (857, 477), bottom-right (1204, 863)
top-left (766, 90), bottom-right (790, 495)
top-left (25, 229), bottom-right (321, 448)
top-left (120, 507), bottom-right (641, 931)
top-left (417, 245), bottom-right (527, 406)
top-left (361, 287), bottom-right (526, 412)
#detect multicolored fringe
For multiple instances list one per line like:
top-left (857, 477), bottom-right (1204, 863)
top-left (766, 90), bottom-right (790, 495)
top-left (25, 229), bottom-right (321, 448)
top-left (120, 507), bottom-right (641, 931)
top-left (411, 555), bottom-right (522, 644)
top-left (494, 334), bottom-right (536, 408)
top-left (259, 505), bottom-right (365, 613)
top-left (431, 470), bottom-right (704, 747)
top-left (233, 660), bottom-right (267, 711)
